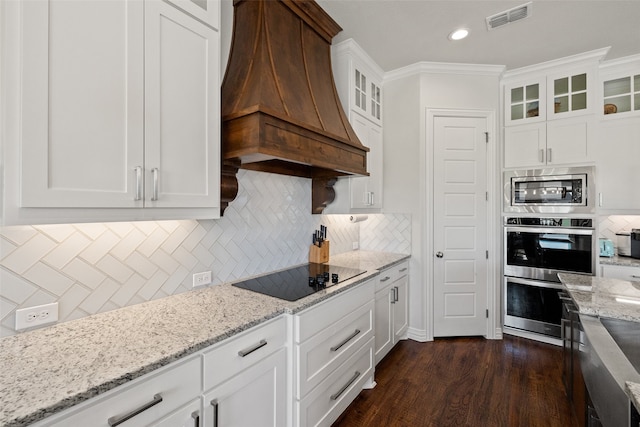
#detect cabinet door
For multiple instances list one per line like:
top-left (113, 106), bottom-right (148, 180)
top-left (374, 285), bottom-right (393, 364)
top-left (392, 275), bottom-right (409, 342)
top-left (547, 69), bottom-right (595, 120)
top-left (203, 349), bottom-right (287, 427)
top-left (546, 118), bottom-right (590, 165)
top-left (601, 264), bottom-right (640, 281)
top-left (504, 123), bottom-right (546, 168)
top-left (350, 113), bottom-right (383, 209)
top-left (45, 357), bottom-right (201, 427)
top-left (145, 1), bottom-right (220, 208)
top-left (153, 399), bottom-right (201, 427)
top-left (595, 117), bottom-right (640, 212)
top-left (164, 0), bottom-right (219, 29)
top-left (20, 0), bottom-right (144, 208)
top-left (504, 79), bottom-right (546, 126)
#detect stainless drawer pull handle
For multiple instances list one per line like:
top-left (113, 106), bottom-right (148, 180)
top-left (238, 339), bottom-right (267, 357)
top-left (380, 276), bottom-right (391, 282)
top-left (330, 371), bottom-right (361, 401)
top-left (151, 168), bottom-right (159, 201)
top-left (210, 400), bottom-right (218, 427)
top-left (107, 394), bottom-right (163, 426)
top-left (330, 329), bottom-right (361, 352)
top-left (391, 287), bottom-right (397, 304)
top-left (134, 166), bottom-right (142, 201)
top-left (191, 411), bottom-right (199, 427)
top-left (631, 275), bottom-right (640, 279)
top-left (399, 268), bottom-right (408, 272)
top-left (394, 286), bottom-right (399, 302)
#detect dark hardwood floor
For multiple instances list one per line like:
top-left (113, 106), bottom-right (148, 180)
top-left (333, 335), bottom-right (577, 427)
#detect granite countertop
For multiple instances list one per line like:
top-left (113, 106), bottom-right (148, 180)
top-left (558, 272), bottom-right (640, 415)
top-left (599, 255), bottom-right (640, 268)
top-left (557, 273), bottom-right (640, 322)
top-left (0, 250), bottom-right (409, 427)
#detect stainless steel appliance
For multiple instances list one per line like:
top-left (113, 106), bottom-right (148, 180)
top-left (631, 229), bottom-right (640, 259)
top-left (504, 217), bottom-right (595, 338)
top-left (617, 232), bottom-right (631, 256)
top-left (504, 166), bottom-right (595, 214)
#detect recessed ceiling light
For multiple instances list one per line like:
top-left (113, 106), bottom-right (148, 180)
top-left (448, 28), bottom-right (469, 41)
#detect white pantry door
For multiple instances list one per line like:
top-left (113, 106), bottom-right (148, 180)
top-left (433, 115), bottom-right (488, 337)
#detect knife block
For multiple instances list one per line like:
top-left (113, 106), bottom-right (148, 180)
top-left (309, 241), bottom-right (330, 264)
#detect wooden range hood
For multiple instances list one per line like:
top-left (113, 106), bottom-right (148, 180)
top-left (221, 0), bottom-right (369, 214)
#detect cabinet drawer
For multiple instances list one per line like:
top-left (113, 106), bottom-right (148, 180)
top-left (296, 300), bottom-right (373, 399)
top-left (375, 260), bottom-right (409, 292)
top-left (203, 316), bottom-right (287, 390)
top-left (45, 356), bottom-right (201, 427)
top-left (295, 279), bottom-right (374, 343)
top-left (601, 264), bottom-right (640, 281)
top-left (296, 338), bottom-right (374, 427)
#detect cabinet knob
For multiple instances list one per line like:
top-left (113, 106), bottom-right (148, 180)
top-left (436, 251), bottom-right (444, 258)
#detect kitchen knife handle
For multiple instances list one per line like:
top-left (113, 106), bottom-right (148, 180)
top-left (330, 329), bottom-right (361, 352)
top-left (134, 166), bottom-right (143, 201)
top-left (107, 394), bottom-right (163, 426)
top-left (151, 168), bottom-right (159, 201)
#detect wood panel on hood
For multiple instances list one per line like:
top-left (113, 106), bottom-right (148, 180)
top-left (221, 0), bottom-right (369, 214)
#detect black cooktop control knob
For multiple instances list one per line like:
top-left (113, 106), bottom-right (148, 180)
top-left (316, 274), bottom-right (325, 287)
top-left (308, 276), bottom-right (315, 287)
top-left (331, 273), bottom-right (339, 284)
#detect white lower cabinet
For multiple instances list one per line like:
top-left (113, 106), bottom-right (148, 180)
top-left (35, 356), bottom-right (202, 427)
top-left (374, 261), bottom-right (409, 364)
top-left (28, 272), bottom-right (411, 427)
top-left (600, 264), bottom-right (640, 281)
top-left (293, 278), bottom-right (376, 427)
top-left (202, 316), bottom-right (288, 427)
top-left (203, 348), bottom-right (287, 427)
top-left (153, 398), bottom-right (202, 427)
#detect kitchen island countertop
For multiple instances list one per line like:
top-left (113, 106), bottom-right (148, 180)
top-left (0, 250), bottom-right (409, 427)
top-left (558, 273), bottom-right (640, 416)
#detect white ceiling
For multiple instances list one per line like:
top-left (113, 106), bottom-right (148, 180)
top-left (315, 0), bottom-right (640, 72)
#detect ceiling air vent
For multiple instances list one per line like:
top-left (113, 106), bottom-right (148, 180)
top-left (486, 2), bottom-right (532, 30)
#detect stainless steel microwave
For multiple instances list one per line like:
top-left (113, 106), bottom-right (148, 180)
top-left (503, 166), bottom-right (595, 214)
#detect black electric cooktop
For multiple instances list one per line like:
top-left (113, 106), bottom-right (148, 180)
top-left (232, 263), bottom-right (366, 301)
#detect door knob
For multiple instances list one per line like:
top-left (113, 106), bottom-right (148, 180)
top-left (436, 251), bottom-right (443, 258)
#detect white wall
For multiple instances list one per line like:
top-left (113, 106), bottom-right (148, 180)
top-left (383, 64), bottom-right (502, 340)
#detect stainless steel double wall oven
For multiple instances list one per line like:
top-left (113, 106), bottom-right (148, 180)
top-left (503, 167), bottom-right (596, 338)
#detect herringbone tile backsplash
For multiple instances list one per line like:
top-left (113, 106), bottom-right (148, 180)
top-left (0, 170), bottom-right (411, 337)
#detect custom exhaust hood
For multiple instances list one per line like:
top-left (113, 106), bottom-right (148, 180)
top-left (220, 0), bottom-right (369, 214)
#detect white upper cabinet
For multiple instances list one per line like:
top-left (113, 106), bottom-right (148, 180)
top-left (502, 48), bottom-right (608, 169)
top-left (165, 0), bottom-right (219, 28)
top-left (504, 77), bottom-right (546, 126)
top-left (326, 38), bottom-right (384, 213)
top-left (3, 0), bottom-right (220, 224)
top-left (599, 54), bottom-right (640, 118)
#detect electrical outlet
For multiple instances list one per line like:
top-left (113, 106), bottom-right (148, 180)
top-left (15, 302), bottom-right (59, 331)
top-left (193, 271), bottom-right (212, 287)
top-left (352, 241), bottom-right (359, 250)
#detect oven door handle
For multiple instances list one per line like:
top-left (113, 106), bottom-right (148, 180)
top-left (505, 275), bottom-right (565, 290)
top-left (505, 226), bottom-right (594, 235)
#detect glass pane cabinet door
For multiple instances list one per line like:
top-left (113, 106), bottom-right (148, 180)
top-left (370, 82), bottom-right (381, 121)
top-left (603, 74), bottom-right (640, 115)
top-left (553, 73), bottom-right (587, 114)
top-left (509, 83), bottom-right (541, 123)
